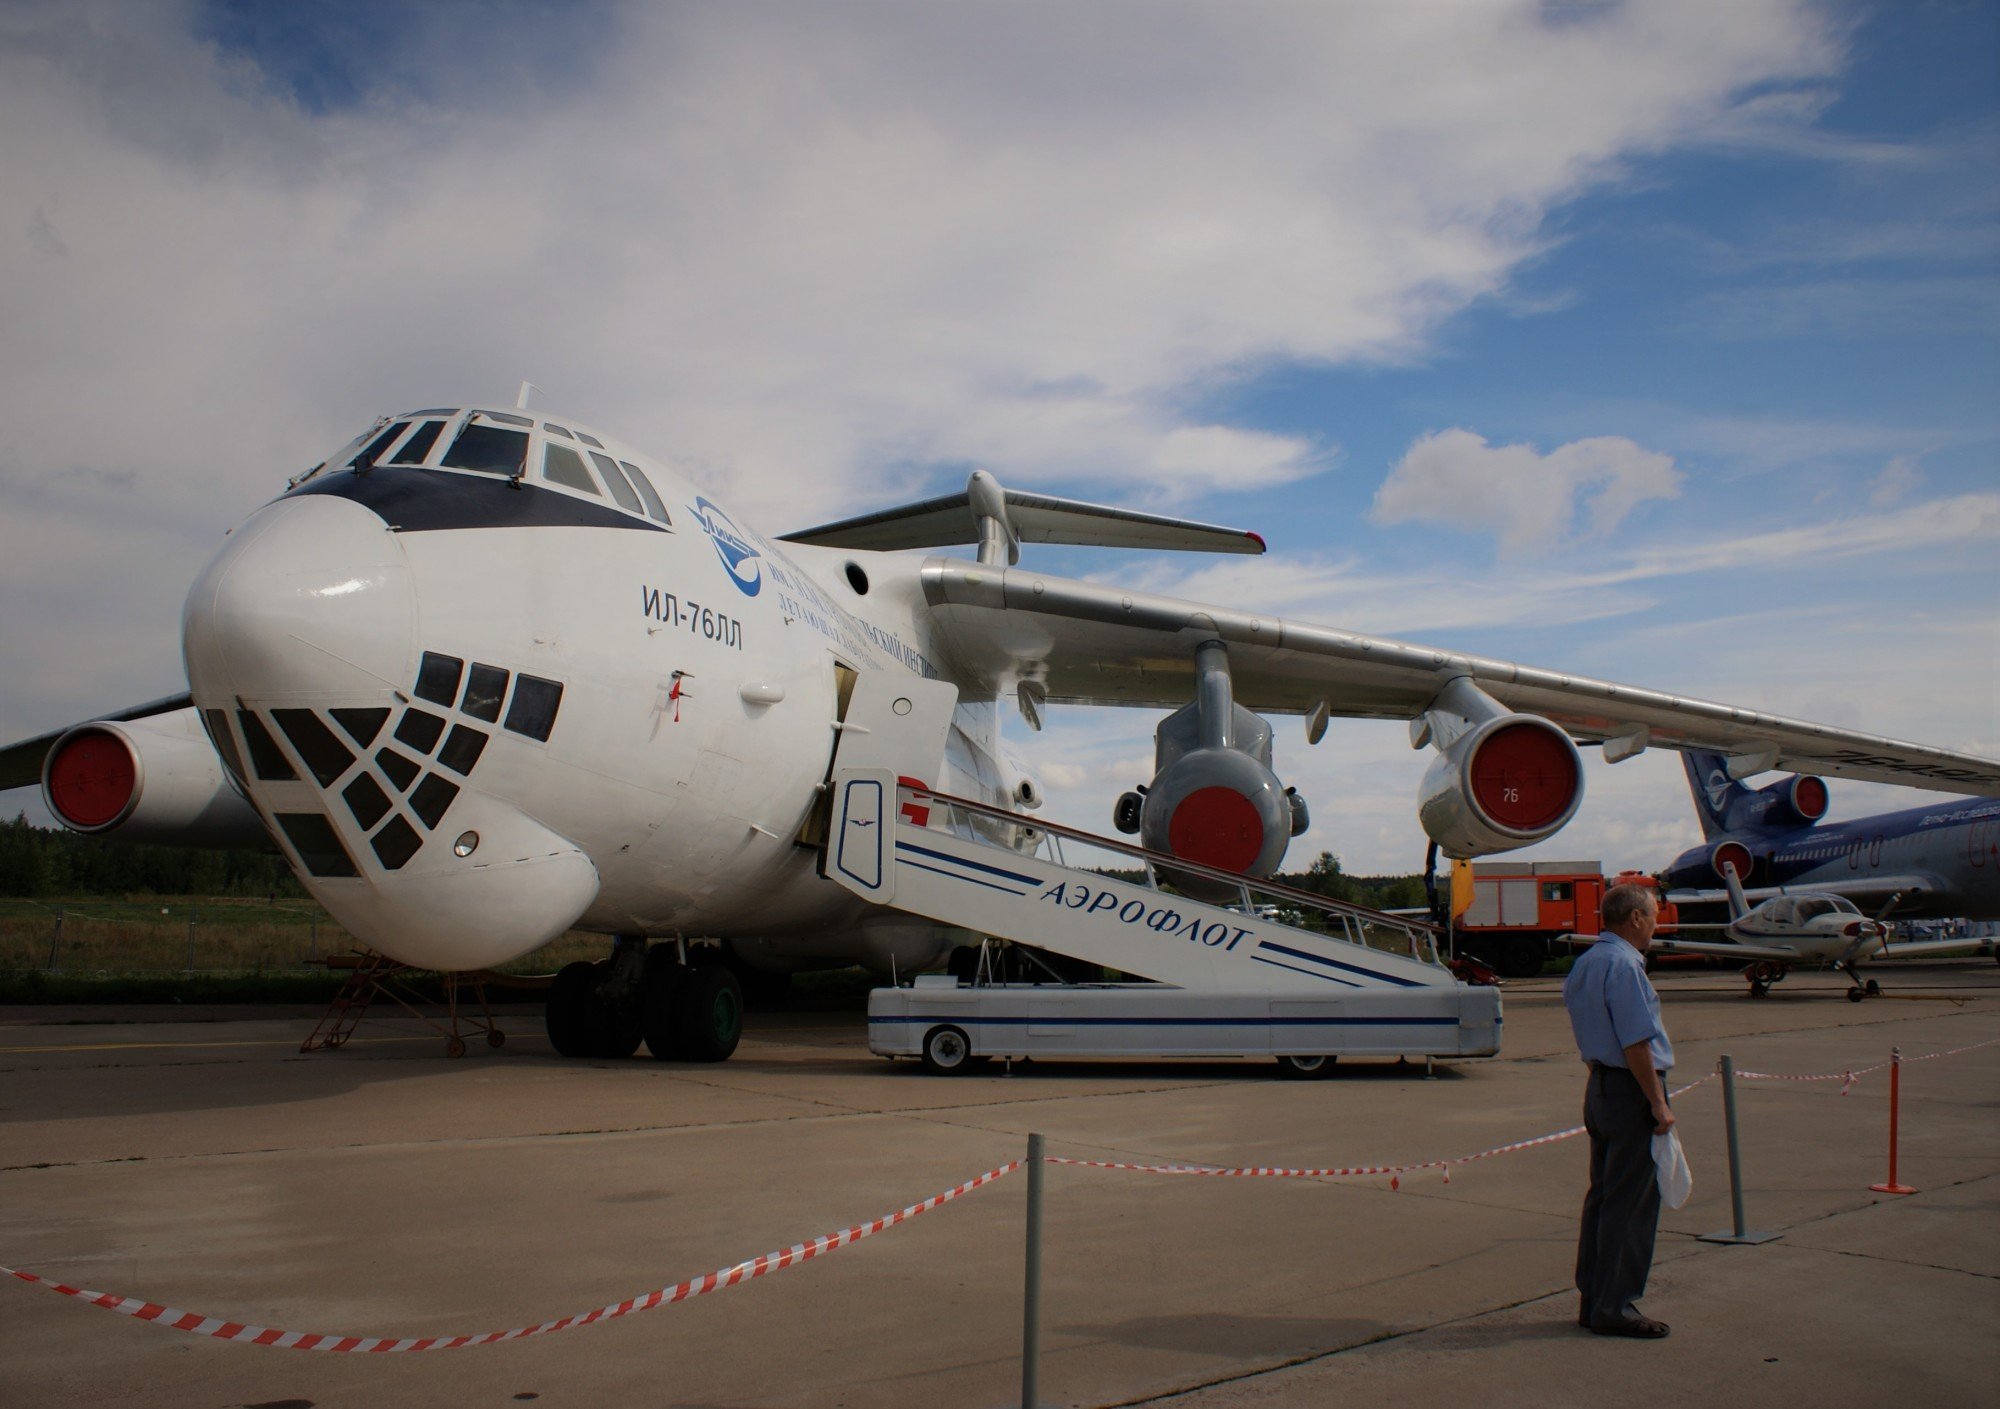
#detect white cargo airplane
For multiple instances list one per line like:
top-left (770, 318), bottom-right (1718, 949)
top-left (4, 404), bottom-right (1996, 1059)
top-left (1647, 863), bottom-right (1997, 1001)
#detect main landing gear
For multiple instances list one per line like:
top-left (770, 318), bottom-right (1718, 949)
top-left (545, 937), bottom-right (743, 1063)
top-left (1743, 961), bottom-right (1786, 1000)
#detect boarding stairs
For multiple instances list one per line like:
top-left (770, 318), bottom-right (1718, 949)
top-left (826, 767), bottom-right (1459, 995)
top-left (816, 673), bottom-right (1499, 1063)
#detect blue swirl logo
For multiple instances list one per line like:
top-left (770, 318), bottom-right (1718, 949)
top-left (693, 497), bottom-right (761, 597)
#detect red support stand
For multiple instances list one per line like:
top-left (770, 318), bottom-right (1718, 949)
top-left (1869, 1046), bottom-right (1918, 1196)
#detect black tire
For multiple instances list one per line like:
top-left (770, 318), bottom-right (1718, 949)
top-left (1276, 1054), bottom-right (1337, 1080)
top-left (1847, 987), bottom-right (1866, 1003)
top-left (1496, 943), bottom-right (1546, 980)
top-left (921, 1024), bottom-right (975, 1075)
top-left (1865, 979), bottom-right (1881, 995)
top-left (675, 964), bottom-right (743, 1063)
top-left (546, 961), bottom-right (597, 1057)
top-left (1749, 983), bottom-right (1769, 999)
top-left (642, 952), bottom-right (688, 1061)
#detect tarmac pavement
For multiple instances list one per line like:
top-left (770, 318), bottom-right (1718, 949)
top-left (1, 960), bottom-right (1995, 1408)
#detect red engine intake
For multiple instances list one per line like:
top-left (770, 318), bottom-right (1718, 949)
top-left (45, 728), bottom-right (141, 831)
top-left (1418, 713), bottom-right (1584, 858)
top-left (1710, 840), bottom-right (1756, 886)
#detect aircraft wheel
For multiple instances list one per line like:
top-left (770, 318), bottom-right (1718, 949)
top-left (675, 964), bottom-right (743, 1063)
top-left (487, 1029), bottom-right (505, 1048)
top-left (642, 951), bottom-right (688, 1061)
top-left (1276, 1054), bottom-right (1338, 1080)
top-left (1865, 979), bottom-right (1881, 996)
top-left (1847, 986), bottom-right (1866, 1003)
top-left (1749, 982), bottom-right (1769, 999)
top-left (920, 1024), bottom-right (974, 1075)
top-left (445, 1036), bottom-right (467, 1059)
top-left (546, 961), bottom-right (597, 1057)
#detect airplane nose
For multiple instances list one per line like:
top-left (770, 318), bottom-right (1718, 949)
top-left (183, 494), bottom-right (415, 701)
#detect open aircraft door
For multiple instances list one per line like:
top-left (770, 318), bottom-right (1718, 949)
top-left (817, 670), bottom-right (960, 904)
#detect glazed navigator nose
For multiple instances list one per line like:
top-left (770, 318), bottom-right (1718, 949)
top-left (182, 494), bottom-right (417, 703)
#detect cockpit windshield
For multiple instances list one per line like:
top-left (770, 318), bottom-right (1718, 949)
top-left (441, 423), bottom-right (530, 476)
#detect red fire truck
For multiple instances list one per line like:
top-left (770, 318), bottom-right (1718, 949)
top-left (1452, 861), bottom-right (1679, 978)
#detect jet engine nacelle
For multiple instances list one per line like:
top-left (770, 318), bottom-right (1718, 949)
top-left (41, 708), bottom-right (270, 849)
top-left (1753, 774), bottom-right (1828, 830)
top-left (1416, 713), bottom-right (1584, 859)
top-left (1138, 744), bottom-right (1296, 877)
top-left (1113, 639), bottom-right (1307, 879)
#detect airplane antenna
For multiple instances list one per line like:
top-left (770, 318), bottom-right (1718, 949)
top-left (516, 380), bottom-right (540, 410)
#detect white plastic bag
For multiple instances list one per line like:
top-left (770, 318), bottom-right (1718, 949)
top-left (1653, 1130), bottom-right (1692, 1209)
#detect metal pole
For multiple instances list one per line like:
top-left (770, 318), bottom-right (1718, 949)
top-left (1701, 1055), bottom-right (1780, 1244)
top-left (1870, 1047), bottom-right (1917, 1195)
top-left (1022, 1131), bottom-right (1044, 1409)
top-left (1723, 1056), bottom-right (1747, 1234)
top-left (48, 909), bottom-right (63, 971)
top-left (186, 908), bottom-right (197, 973)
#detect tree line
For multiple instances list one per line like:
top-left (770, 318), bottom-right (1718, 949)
top-left (0, 814), bottom-right (307, 899)
top-left (2, 812), bottom-right (1420, 910)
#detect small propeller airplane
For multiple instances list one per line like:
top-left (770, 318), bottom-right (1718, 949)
top-left (1646, 864), bottom-right (1997, 1001)
top-left (3, 402), bottom-right (1997, 1059)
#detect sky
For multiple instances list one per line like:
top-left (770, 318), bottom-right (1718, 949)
top-left (1, 0), bottom-right (1995, 877)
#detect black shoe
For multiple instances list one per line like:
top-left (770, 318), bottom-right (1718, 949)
top-left (1590, 1314), bottom-right (1670, 1338)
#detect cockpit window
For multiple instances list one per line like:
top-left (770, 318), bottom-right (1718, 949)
top-left (544, 423), bottom-right (573, 438)
top-left (388, 419), bottom-right (446, 466)
top-left (442, 424), bottom-right (530, 476)
top-left (482, 411), bottom-right (534, 427)
top-left (617, 459), bottom-right (672, 524)
top-left (350, 421), bottom-right (410, 470)
top-left (576, 431), bottom-right (605, 448)
top-left (588, 452), bottom-right (644, 514)
top-left (543, 443), bottom-right (603, 496)
top-left (1797, 899), bottom-right (1834, 922)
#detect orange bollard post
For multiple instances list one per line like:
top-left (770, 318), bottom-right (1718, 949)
top-left (1869, 1046), bottom-right (1917, 1196)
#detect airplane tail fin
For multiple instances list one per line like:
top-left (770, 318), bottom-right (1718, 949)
top-left (1682, 749), bottom-right (1749, 841)
top-left (1720, 859), bottom-right (1751, 923)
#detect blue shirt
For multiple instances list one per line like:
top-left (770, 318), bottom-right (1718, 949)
top-left (1563, 933), bottom-right (1673, 1071)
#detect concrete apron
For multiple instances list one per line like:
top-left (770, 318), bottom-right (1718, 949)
top-left (0, 963), bottom-right (1995, 1408)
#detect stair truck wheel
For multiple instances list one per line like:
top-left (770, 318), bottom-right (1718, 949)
top-left (546, 961), bottom-right (596, 1057)
top-left (675, 963), bottom-right (743, 1063)
top-left (1275, 1054), bottom-right (1337, 1080)
top-left (642, 951), bottom-right (688, 1060)
top-left (921, 1024), bottom-right (975, 1075)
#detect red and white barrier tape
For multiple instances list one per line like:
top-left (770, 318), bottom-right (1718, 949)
top-left (1049, 1073), bottom-right (1714, 1190)
top-left (1732, 1034), bottom-right (2000, 1095)
top-left (0, 1161), bottom-right (1017, 1351)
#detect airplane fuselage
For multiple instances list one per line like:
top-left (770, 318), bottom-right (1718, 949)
top-left (1662, 797), bottom-right (2000, 920)
top-left (179, 408), bottom-right (1019, 973)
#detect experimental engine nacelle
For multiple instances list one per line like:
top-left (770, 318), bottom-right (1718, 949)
top-left (1112, 640), bottom-right (1308, 878)
top-left (41, 707), bottom-right (271, 849)
top-left (1414, 685), bottom-right (1584, 859)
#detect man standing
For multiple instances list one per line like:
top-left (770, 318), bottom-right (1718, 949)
top-left (1564, 882), bottom-right (1675, 1338)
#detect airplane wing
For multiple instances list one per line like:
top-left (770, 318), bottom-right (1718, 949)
top-left (1872, 935), bottom-right (2000, 962)
top-left (0, 693), bottom-right (193, 791)
top-left (916, 558), bottom-right (2000, 795)
top-left (1649, 935), bottom-right (1802, 963)
top-left (1667, 875), bottom-right (1944, 912)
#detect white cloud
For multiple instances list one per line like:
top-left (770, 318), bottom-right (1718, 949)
top-left (1370, 429), bottom-right (1682, 555)
top-left (1869, 455), bottom-right (1923, 507)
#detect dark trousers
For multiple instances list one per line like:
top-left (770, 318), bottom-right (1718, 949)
top-left (1576, 1063), bottom-right (1662, 1324)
